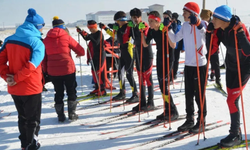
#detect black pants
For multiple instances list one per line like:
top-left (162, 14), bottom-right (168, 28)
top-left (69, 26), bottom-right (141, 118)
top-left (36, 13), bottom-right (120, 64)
top-left (210, 53), bottom-right (220, 80)
top-left (135, 54), bottom-right (154, 105)
top-left (50, 73), bottom-right (77, 104)
top-left (184, 65), bottom-right (207, 120)
top-left (226, 68), bottom-right (250, 132)
top-left (106, 56), bottom-right (119, 78)
top-left (118, 51), bottom-right (137, 94)
top-left (12, 93), bottom-right (42, 148)
top-left (173, 49), bottom-right (181, 77)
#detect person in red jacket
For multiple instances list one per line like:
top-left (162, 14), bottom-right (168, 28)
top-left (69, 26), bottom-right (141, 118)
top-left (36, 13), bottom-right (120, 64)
top-left (0, 8), bottom-right (44, 150)
top-left (43, 16), bottom-right (85, 122)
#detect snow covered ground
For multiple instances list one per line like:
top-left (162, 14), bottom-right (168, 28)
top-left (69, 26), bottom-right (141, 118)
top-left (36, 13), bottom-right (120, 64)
top-left (0, 27), bottom-right (249, 150)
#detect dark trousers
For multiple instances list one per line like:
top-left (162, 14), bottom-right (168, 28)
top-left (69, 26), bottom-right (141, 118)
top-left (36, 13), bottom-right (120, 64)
top-left (173, 49), bottom-right (181, 77)
top-left (12, 93), bottom-right (42, 148)
top-left (50, 73), bottom-right (77, 104)
top-left (106, 56), bottom-right (119, 78)
top-left (209, 53), bottom-right (220, 80)
top-left (226, 68), bottom-right (250, 132)
top-left (184, 65), bottom-right (207, 120)
top-left (118, 52), bottom-right (137, 94)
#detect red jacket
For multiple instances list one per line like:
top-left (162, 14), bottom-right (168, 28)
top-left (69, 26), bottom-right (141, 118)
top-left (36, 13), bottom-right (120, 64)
top-left (43, 28), bottom-right (85, 76)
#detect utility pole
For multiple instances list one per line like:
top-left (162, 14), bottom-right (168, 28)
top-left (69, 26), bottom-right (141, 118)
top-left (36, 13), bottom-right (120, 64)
top-left (203, 0), bottom-right (206, 9)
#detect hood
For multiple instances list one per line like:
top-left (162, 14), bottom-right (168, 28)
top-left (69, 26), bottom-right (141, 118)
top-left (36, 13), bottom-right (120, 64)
top-left (46, 27), bottom-right (68, 38)
top-left (15, 21), bottom-right (42, 38)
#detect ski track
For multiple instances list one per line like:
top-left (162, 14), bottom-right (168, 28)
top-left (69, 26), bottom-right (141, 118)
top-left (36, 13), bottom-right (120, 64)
top-left (0, 27), bottom-right (249, 150)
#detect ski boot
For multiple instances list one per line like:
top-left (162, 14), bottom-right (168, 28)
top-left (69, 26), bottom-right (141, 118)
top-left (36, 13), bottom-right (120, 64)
top-left (54, 103), bottom-right (66, 122)
top-left (189, 118), bottom-right (206, 133)
top-left (126, 92), bottom-right (139, 103)
top-left (112, 89), bottom-right (126, 101)
top-left (178, 117), bottom-right (194, 132)
top-left (68, 101), bottom-right (78, 121)
top-left (220, 128), bottom-right (242, 147)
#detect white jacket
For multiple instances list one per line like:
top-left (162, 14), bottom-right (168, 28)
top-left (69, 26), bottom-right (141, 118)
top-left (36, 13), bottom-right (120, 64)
top-left (168, 21), bottom-right (207, 67)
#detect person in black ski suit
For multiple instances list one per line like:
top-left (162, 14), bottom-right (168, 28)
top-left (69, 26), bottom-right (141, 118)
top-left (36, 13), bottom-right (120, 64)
top-left (207, 5), bottom-right (250, 148)
top-left (129, 8), bottom-right (155, 112)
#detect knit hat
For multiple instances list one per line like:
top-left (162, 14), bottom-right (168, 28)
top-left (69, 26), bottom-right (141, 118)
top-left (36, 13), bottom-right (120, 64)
top-left (163, 10), bottom-right (172, 18)
top-left (25, 8), bottom-right (44, 30)
top-left (130, 8), bottom-right (142, 17)
top-left (183, 2), bottom-right (200, 16)
top-left (52, 16), bottom-right (65, 29)
top-left (87, 20), bottom-right (97, 29)
top-left (200, 9), bottom-right (212, 19)
top-left (213, 5), bottom-right (232, 22)
top-left (172, 13), bottom-right (179, 20)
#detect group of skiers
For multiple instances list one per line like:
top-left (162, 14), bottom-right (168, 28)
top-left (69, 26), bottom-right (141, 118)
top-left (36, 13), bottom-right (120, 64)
top-left (0, 1), bottom-right (250, 149)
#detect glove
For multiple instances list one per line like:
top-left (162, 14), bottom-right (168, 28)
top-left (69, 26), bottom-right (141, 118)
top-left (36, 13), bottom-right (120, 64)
top-left (127, 21), bottom-right (135, 27)
top-left (81, 30), bottom-right (88, 36)
top-left (207, 23), bottom-right (214, 33)
top-left (108, 23), bottom-right (119, 30)
top-left (76, 26), bottom-right (82, 33)
top-left (99, 22), bottom-right (106, 29)
top-left (163, 17), bottom-right (171, 27)
top-left (189, 14), bottom-right (203, 30)
top-left (231, 16), bottom-right (243, 32)
top-left (138, 22), bottom-right (146, 30)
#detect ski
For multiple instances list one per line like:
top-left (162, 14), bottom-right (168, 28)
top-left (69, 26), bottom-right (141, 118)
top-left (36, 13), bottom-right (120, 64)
top-left (213, 84), bottom-right (227, 97)
top-left (86, 105), bottom-right (163, 128)
top-left (78, 97), bottom-right (162, 116)
top-left (109, 115), bottom-right (187, 139)
top-left (120, 120), bottom-right (225, 150)
top-left (63, 92), bottom-right (119, 102)
top-left (149, 121), bottom-right (230, 150)
top-left (0, 113), bottom-right (11, 119)
top-left (199, 140), bottom-right (250, 150)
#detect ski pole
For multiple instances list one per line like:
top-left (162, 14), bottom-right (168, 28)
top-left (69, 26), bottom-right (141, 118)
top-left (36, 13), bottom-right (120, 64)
top-left (234, 29), bottom-right (248, 149)
top-left (110, 30), bottom-right (116, 112)
top-left (77, 33), bottom-right (84, 94)
top-left (138, 29), bottom-right (144, 122)
top-left (193, 25), bottom-right (206, 144)
top-left (97, 29), bottom-right (104, 103)
top-left (197, 31), bottom-right (214, 145)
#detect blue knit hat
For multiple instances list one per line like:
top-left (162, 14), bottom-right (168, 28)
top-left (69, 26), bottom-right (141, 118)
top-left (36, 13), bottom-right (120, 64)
top-left (213, 5), bottom-right (232, 22)
top-left (25, 8), bottom-right (44, 30)
top-left (52, 16), bottom-right (66, 29)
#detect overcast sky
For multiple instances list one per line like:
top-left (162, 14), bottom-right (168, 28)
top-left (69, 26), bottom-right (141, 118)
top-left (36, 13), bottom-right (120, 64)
top-left (0, 0), bottom-right (249, 26)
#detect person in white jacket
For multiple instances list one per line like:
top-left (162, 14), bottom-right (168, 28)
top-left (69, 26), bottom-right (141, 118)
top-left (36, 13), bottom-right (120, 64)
top-left (167, 2), bottom-right (207, 133)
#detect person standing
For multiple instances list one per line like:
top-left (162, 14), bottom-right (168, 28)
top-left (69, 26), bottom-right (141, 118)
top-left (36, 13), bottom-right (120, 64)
top-left (0, 8), bottom-right (44, 150)
top-left (43, 16), bottom-right (85, 122)
top-left (207, 5), bottom-right (250, 147)
top-left (129, 8), bottom-right (155, 111)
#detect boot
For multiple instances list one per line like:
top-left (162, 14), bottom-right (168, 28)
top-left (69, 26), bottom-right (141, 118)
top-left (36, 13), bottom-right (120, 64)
top-left (189, 119), bottom-right (206, 133)
top-left (126, 92), bottom-right (139, 103)
top-left (156, 102), bottom-right (178, 121)
top-left (112, 89), bottom-right (126, 101)
top-left (68, 101), bottom-right (78, 121)
top-left (95, 89), bottom-right (107, 96)
top-left (54, 103), bottom-right (66, 122)
top-left (177, 118), bottom-right (194, 132)
top-left (146, 99), bottom-right (155, 111)
top-left (25, 138), bottom-right (40, 150)
top-left (132, 103), bottom-right (146, 112)
top-left (220, 128), bottom-right (242, 147)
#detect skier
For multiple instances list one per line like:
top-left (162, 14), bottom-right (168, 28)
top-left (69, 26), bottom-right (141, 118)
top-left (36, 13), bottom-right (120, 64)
top-left (207, 5), bottom-right (250, 147)
top-left (201, 9), bottom-right (222, 88)
top-left (76, 20), bottom-right (106, 96)
top-left (0, 8), bottom-right (44, 150)
top-left (129, 8), bottom-right (155, 112)
top-left (99, 11), bottom-right (139, 103)
top-left (141, 11), bottom-right (179, 120)
top-left (43, 16), bottom-right (85, 122)
top-left (167, 2), bottom-right (207, 133)
top-left (171, 12), bottom-right (185, 80)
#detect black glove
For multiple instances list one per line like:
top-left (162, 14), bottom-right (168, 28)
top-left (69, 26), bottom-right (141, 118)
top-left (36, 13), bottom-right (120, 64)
top-left (99, 22), bottom-right (106, 29)
top-left (207, 23), bottom-right (214, 32)
top-left (163, 17), bottom-right (171, 27)
top-left (108, 23), bottom-right (114, 29)
top-left (76, 26), bottom-right (82, 33)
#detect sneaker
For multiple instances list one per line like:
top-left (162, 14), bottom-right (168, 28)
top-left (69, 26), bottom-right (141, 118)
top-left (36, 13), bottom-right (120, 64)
top-left (189, 121), bottom-right (206, 133)
top-left (95, 90), bottom-right (107, 96)
top-left (112, 90), bottom-right (126, 101)
top-left (177, 118), bottom-right (194, 132)
top-left (220, 129), bottom-right (242, 148)
top-left (156, 111), bottom-right (179, 121)
top-left (126, 94), bottom-right (139, 103)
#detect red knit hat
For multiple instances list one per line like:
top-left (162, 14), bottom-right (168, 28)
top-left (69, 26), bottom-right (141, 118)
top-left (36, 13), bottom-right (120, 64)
top-left (183, 2), bottom-right (200, 16)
